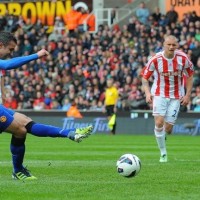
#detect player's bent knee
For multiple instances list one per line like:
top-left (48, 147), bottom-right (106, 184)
top-left (165, 126), bottom-right (173, 134)
top-left (13, 126), bottom-right (27, 137)
top-left (25, 121), bottom-right (35, 133)
top-left (165, 128), bottom-right (173, 134)
top-left (154, 117), bottom-right (165, 128)
top-left (155, 122), bottom-right (164, 129)
top-left (165, 122), bottom-right (174, 134)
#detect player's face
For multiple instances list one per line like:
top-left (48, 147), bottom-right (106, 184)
top-left (0, 41), bottom-right (16, 59)
top-left (163, 38), bottom-right (178, 58)
top-left (107, 79), bottom-right (113, 88)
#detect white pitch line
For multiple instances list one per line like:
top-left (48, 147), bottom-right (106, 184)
top-left (174, 158), bottom-right (200, 162)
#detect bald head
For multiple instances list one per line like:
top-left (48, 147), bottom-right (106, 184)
top-left (163, 35), bottom-right (178, 58)
top-left (164, 35), bottom-right (178, 43)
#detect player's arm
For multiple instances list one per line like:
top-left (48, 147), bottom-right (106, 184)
top-left (0, 70), bottom-right (6, 104)
top-left (102, 90), bottom-right (107, 113)
top-left (181, 57), bottom-right (194, 106)
top-left (114, 89), bottom-right (119, 113)
top-left (181, 75), bottom-right (193, 106)
top-left (142, 77), bottom-right (152, 104)
top-left (0, 49), bottom-right (48, 70)
top-left (141, 65), bottom-right (154, 103)
top-left (0, 75), bottom-right (5, 104)
top-left (185, 75), bottom-right (193, 97)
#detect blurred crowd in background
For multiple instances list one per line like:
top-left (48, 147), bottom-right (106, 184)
top-left (0, 2), bottom-right (200, 112)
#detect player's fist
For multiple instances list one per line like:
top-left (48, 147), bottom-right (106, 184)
top-left (102, 107), bottom-right (106, 113)
top-left (146, 93), bottom-right (152, 104)
top-left (37, 49), bottom-right (49, 58)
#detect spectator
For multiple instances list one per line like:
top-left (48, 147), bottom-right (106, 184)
top-left (67, 102), bottom-right (83, 118)
top-left (54, 16), bottom-right (65, 34)
top-left (50, 100), bottom-right (62, 110)
top-left (34, 19), bottom-right (43, 33)
top-left (78, 8), bottom-right (89, 32)
top-left (0, 15), bottom-right (7, 31)
top-left (48, 29), bottom-right (62, 42)
top-left (152, 7), bottom-right (162, 25)
top-left (87, 10), bottom-right (96, 31)
top-left (135, 2), bottom-right (150, 25)
top-left (191, 40), bottom-right (200, 65)
top-left (62, 98), bottom-right (71, 111)
top-left (189, 11), bottom-right (200, 23)
top-left (166, 5), bottom-right (178, 25)
top-left (22, 39), bottom-right (32, 54)
top-left (127, 17), bottom-right (136, 35)
top-left (65, 7), bottom-right (82, 35)
top-left (33, 91), bottom-right (45, 110)
top-left (6, 14), bottom-right (18, 32)
top-left (90, 99), bottom-right (99, 111)
top-left (159, 14), bottom-right (168, 27)
top-left (4, 92), bottom-right (18, 109)
top-left (193, 99), bottom-right (200, 112)
top-left (23, 18), bottom-right (33, 33)
top-left (192, 87), bottom-right (200, 110)
top-left (111, 7), bottom-right (117, 24)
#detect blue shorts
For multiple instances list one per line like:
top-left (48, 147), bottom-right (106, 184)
top-left (0, 105), bottom-right (15, 133)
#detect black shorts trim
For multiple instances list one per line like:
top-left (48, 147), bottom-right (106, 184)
top-left (105, 105), bottom-right (115, 116)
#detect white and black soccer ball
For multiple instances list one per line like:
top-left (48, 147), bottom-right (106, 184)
top-left (116, 154), bottom-right (141, 178)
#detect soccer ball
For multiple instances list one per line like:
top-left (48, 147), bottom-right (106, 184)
top-left (116, 154), bottom-right (141, 178)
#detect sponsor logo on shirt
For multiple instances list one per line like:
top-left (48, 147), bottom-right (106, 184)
top-left (160, 70), bottom-right (182, 76)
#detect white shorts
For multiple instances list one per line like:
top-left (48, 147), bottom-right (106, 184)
top-left (152, 96), bottom-right (180, 125)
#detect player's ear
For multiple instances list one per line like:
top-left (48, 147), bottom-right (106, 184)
top-left (163, 40), bottom-right (166, 45)
top-left (0, 42), bottom-right (4, 49)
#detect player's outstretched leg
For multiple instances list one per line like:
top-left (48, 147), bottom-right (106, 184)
top-left (25, 122), bottom-right (93, 142)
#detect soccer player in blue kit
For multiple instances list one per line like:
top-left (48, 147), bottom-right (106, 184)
top-left (0, 31), bottom-right (93, 180)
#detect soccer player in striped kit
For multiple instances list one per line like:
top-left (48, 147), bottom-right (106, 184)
top-left (142, 35), bottom-right (194, 162)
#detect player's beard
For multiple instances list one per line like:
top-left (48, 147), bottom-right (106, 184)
top-left (166, 50), bottom-right (175, 58)
top-left (2, 53), bottom-right (11, 59)
top-left (169, 51), bottom-right (174, 57)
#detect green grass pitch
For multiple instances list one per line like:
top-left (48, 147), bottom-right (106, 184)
top-left (0, 133), bottom-right (200, 200)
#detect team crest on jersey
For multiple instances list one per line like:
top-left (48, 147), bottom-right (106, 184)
top-left (0, 116), bottom-right (7, 122)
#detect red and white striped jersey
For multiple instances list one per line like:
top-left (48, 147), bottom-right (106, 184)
top-left (0, 69), bottom-right (5, 77)
top-left (142, 50), bottom-right (194, 99)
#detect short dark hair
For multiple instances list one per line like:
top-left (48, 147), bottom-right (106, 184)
top-left (0, 31), bottom-right (17, 46)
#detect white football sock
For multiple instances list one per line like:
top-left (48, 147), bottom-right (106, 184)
top-left (154, 126), bottom-right (167, 156)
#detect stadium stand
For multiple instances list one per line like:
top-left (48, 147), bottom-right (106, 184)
top-left (1, 2), bottom-right (200, 112)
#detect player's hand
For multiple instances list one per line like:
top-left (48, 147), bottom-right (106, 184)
top-left (146, 92), bottom-right (152, 104)
top-left (180, 95), bottom-right (190, 106)
top-left (2, 94), bottom-right (6, 104)
top-left (37, 49), bottom-right (49, 58)
top-left (102, 107), bottom-right (106, 113)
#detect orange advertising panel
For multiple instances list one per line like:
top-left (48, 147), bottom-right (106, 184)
top-left (0, 0), bottom-right (92, 26)
top-left (166, 0), bottom-right (200, 20)
top-left (0, 0), bottom-right (72, 25)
